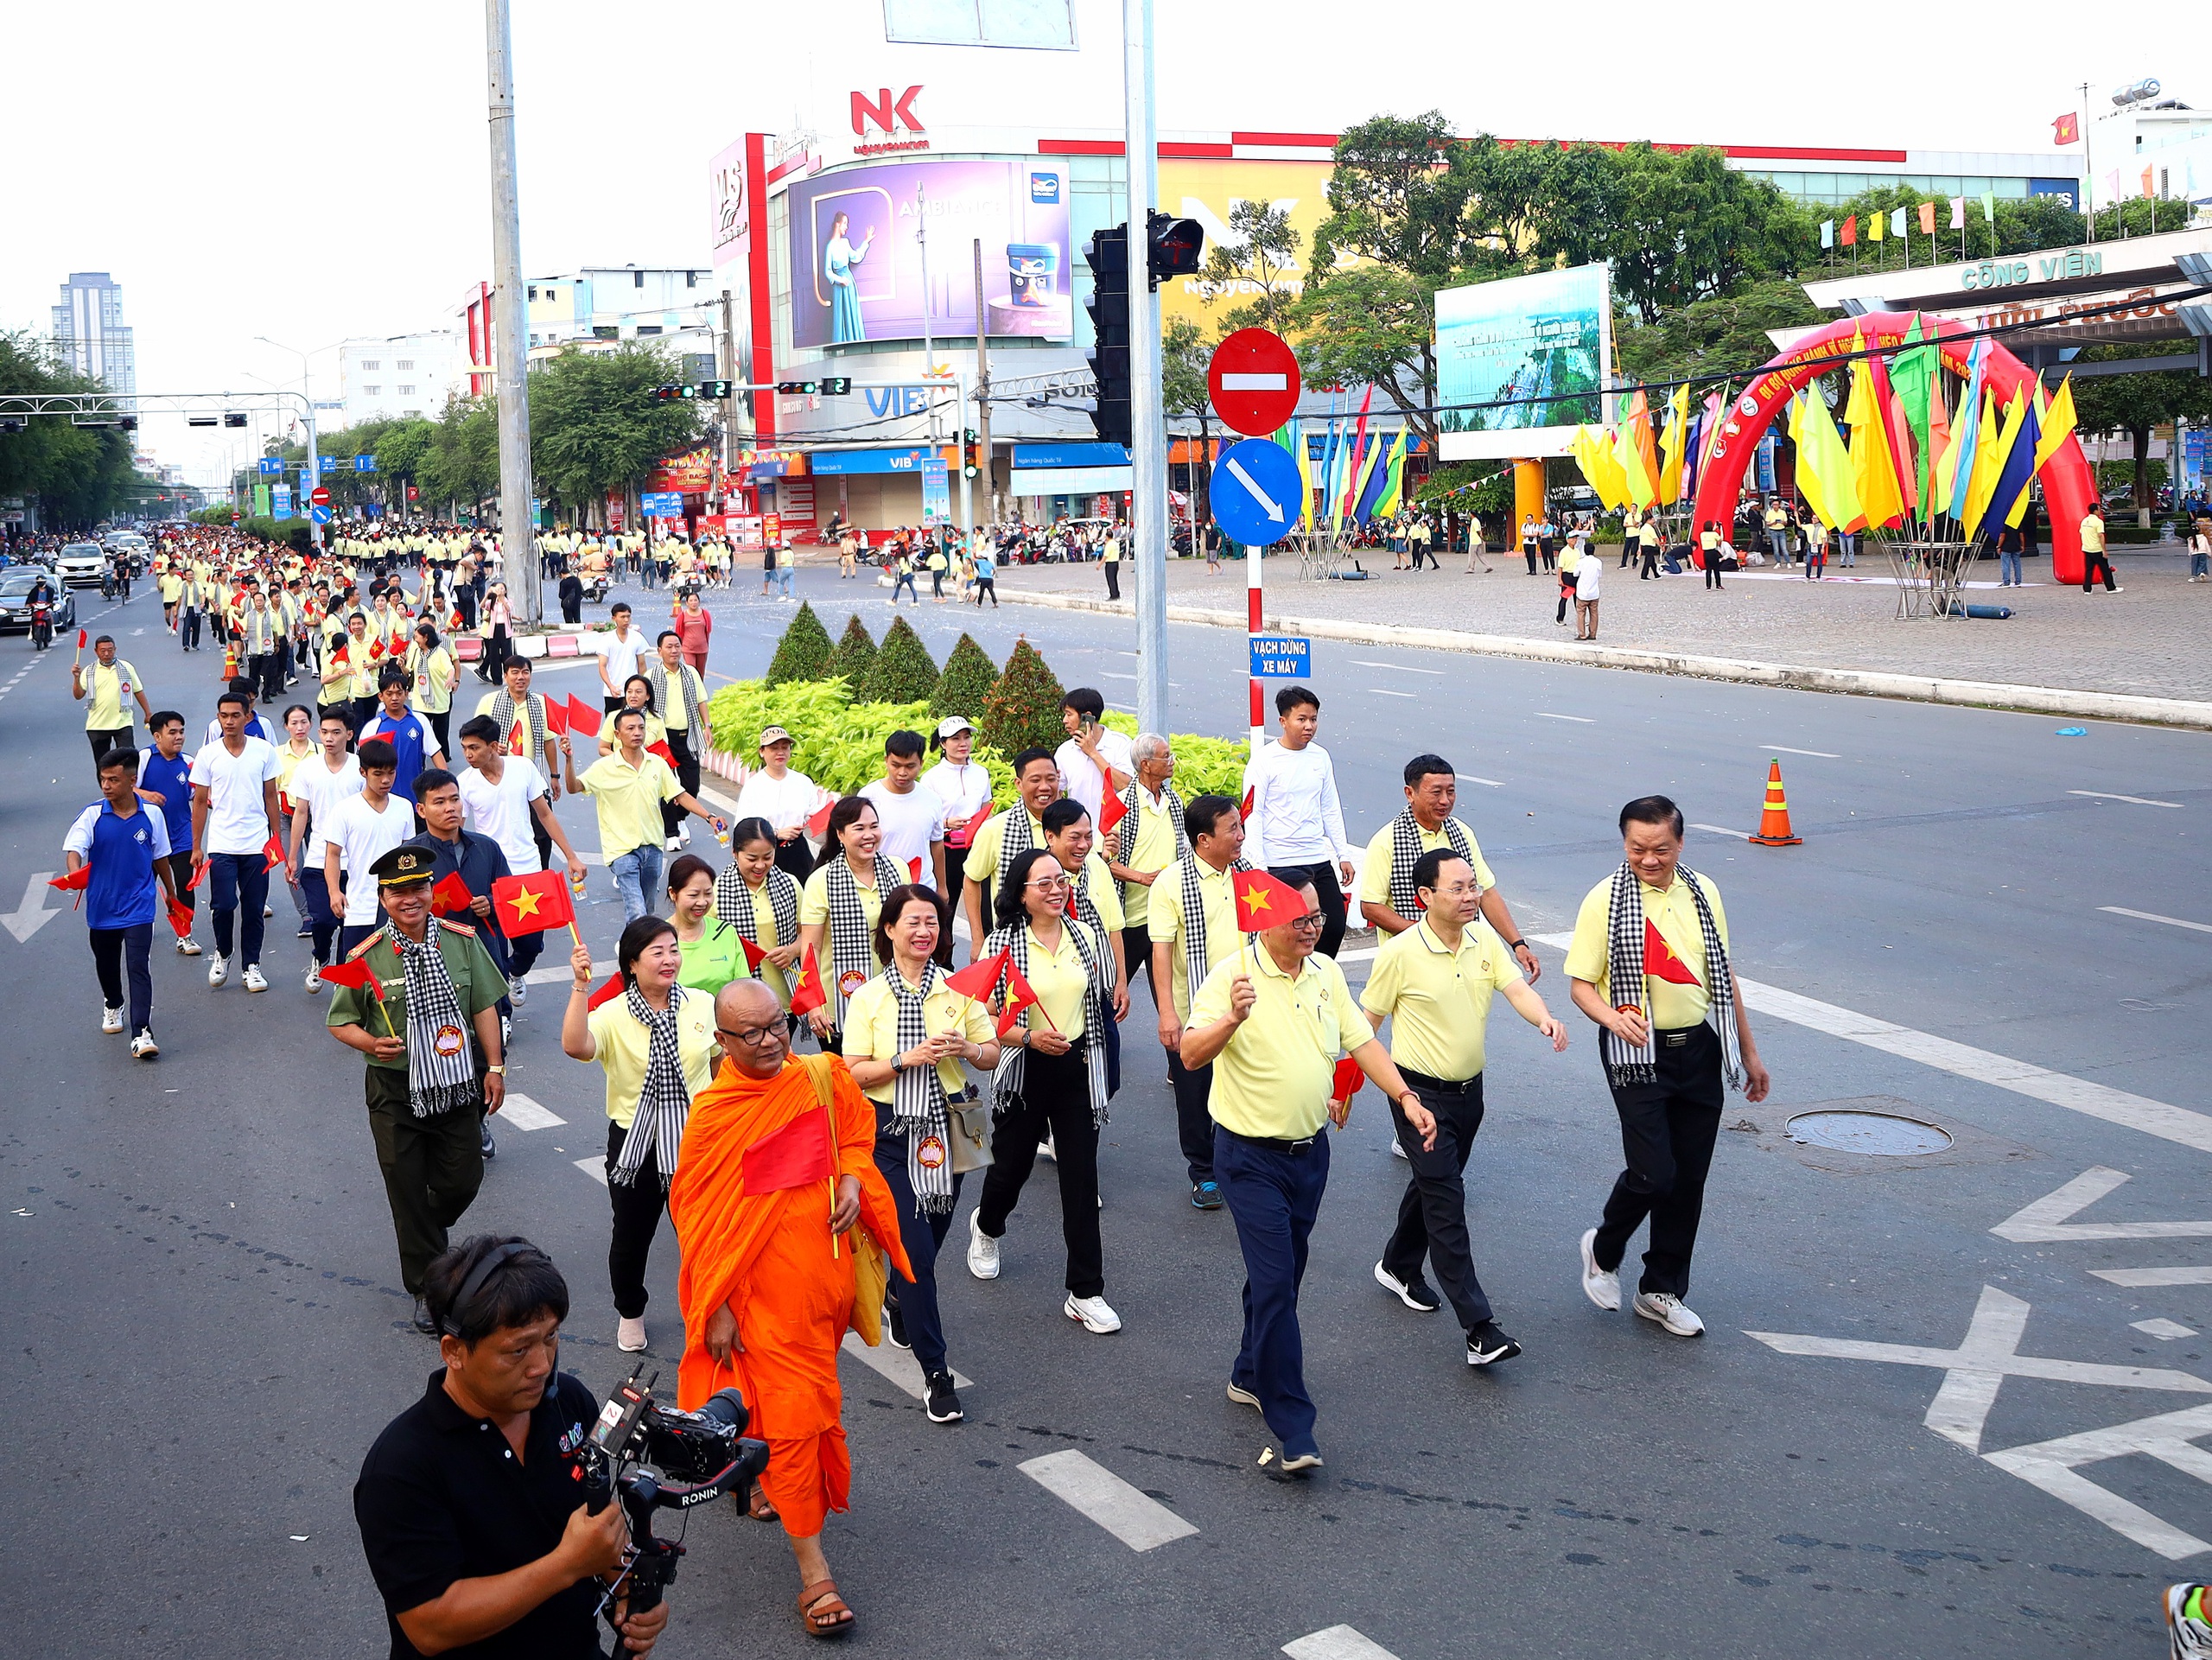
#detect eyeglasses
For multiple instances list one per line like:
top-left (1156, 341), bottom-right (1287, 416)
top-left (1287, 913), bottom-right (1327, 932)
top-left (1027, 875), bottom-right (1071, 892)
top-left (715, 1022), bottom-right (785, 1047)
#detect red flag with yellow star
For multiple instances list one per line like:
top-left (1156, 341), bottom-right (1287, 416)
top-left (788, 944), bottom-right (828, 1017)
top-left (1231, 866), bottom-right (1306, 932)
top-left (490, 868), bottom-right (575, 937)
top-left (1643, 918), bottom-right (1700, 986)
top-left (429, 872), bottom-right (474, 916)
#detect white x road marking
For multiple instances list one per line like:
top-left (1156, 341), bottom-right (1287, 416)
top-left (1984, 1405), bottom-right (2212, 1560)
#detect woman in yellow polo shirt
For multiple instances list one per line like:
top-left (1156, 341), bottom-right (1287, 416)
top-left (595, 675), bottom-right (667, 757)
top-left (967, 847), bottom-right (1122, 1334)
top-left (842, 884), bottom-right (1000, 1415)
top-left (561, 915), bottom-right (719, 1354)
top-left (713, 819), bottom-right (802, 1007)
top-left (796, 798), bottom-right (901, 1053)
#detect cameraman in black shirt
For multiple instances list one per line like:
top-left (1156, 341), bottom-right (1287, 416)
top-left (353, 1235), bottom-right (670, 1658)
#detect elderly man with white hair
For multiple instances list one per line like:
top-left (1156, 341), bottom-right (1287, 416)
top-left (1102, 733), bottom-right (1187, 1031)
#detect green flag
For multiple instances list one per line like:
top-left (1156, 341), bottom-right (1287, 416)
top-left (1980, 189), bottom-right (1997, 226)
top-left (1889, 314), bottom-right (1939, 514)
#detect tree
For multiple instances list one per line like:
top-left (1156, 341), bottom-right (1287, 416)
top-left (1599, 145), bottom-right (1818, 322)
top-left (2069, 347), bottom-right (2212, 525)
top-left (766, 601), bottom-right (834, 685)
top-left (860, 615), bottom-right (940, 703)
top-left (979, 635), bottom-right (1065, 758)
top-left (1615, 276), bottom-right (1826, 387)
top-left (1197, 200), bottom-right (1305, 336)
top-left (1161, 316), bottom-right (1218, 528)
top-left (527, 344), bottom-right (703, 521)
top-left (0, 330), bottom-right (145, 531)
top-left (1295, 264), bottom-right (1440, 445)
top-left (931, 633), bottom-right (999, 722)
top-left (826, 614), bottom-right (878, 690)
top-left (422, 398), bottom-right (500, 517)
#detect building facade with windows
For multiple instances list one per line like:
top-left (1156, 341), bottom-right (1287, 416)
top-left (455, 268), bottom-right (721, 397)
top-left (338, 332), bottom-right (461, 424)
top-left (50, 271), bottom-right (136, 396)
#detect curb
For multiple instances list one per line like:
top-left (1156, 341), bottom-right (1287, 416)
top-left (991, 588), bottom-right (2212, 732)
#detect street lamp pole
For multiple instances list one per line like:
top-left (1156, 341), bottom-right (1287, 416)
top-left (253, 336), bottom-right (327, 549)
top-left (485, 0), bottom-right (540, 624)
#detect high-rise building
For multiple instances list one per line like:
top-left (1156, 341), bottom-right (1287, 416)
top-left (337, 331), bottom-right (462, 424)
top-left (50, 271), bottom-right (136, 396)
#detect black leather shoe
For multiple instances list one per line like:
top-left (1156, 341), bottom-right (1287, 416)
top-left (411, 1295), bottom-right (438, 1335)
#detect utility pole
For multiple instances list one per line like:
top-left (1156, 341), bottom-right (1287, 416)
top-left (485, 0), bottom-right (539, 623)
top-left (973, 238), bottom-right (994, 527)
top-left (2080, 83), bottom-right (2095, 244)
top-left (718, 287), bottom-right (738, 506)
top-left (1124, 0), bottom-right (1168, 736)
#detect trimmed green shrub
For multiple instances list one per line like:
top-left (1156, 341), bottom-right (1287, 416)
top-left (826, 614), bottom-right (877, 689)
top-left (766, 601), bottom-right (833, 685)
top-left (979, 635), bottom-right (1065, 759)
top-left (931, 633), bottom-right (998, 723)
top-left (861, 614), bottom-right (939, 703)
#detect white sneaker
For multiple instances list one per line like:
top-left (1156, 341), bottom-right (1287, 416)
top-left (175, 936), bottom-right (202, 957)
top-left (1579, 1228), bottom-right (1620, 1311)
top-left (101, 1003), bottom-right (124, 1034)
top-left (966, 1210), bottom-right (1001, 1280)
top-left (1633, 1290), bottom-right (1706, 1337)
top-left (130, 1029), bottom-right (159, 1059)
top-left (305, 963), bottom-right (323, 993)
top-left (1039, 1132), bottom-right (1057, 1162)
top-left (665, 836), bottom-right (683, 852)
top-left (507, 974), bottom-right (528, 1005)
top-left (207, 954), bottom-right (229, 988)
top-left (616, 1316), bottom-right (648, 1352)
top-left (1064, 1293), bottom-right (1122, 1333)
top-left (243, 964), bottom-right (269, 993)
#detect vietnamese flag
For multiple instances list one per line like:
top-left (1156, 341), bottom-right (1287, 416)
top-left (906, 855), bottom-right (924, 884)
top-left (1098, 787), bottom-right (1128, 838)
top-left (318, 956), bottom-right (385, 999)
top-left (1232, 866), bottom-right (1306, 933)
top-left (429, 871), bottom-right (474, 916)
top-left (329, 640), bottom-right (350, 668)
top-left (261, 833), bottom-right (288, 874)
top-left (585, 970), bottom-right (626, 1011)
top-left (165, 896), bottom-right (195, 939)
top-left (788, 944), bottom-right (828, 1017)
top-left (1332, 1055), bottom-right (1364, 1106)
top-left (185, 860), bottom-right (208, 892)
top-left (508, 719), bottom-right (528, 756)
top-left (1643, 919), bottom-right (1700, 986)
top-left (805, 796), bottom-right (837, 838)
top-left (492, 868), bottom-right (575, 937)
top-left (543, 696), bottom-right (567, 737)
top-left (741, 1106), bottom-right (834, 1193)
top-left (48, 866), bottom-right (91, 909)
top-left (996, 961), bottom-right (1047, 1036)
top-left (944, 945), bottom-right (1007, 1002)
top-left (736, 935), bottom-right (769, 973)
top-left (1238, 785), bottom-right (1255, 822)
top-left (563, 696), bottom-right (601, 740)
top-left (368, 637), bottom-right (385, 660)
top-left (646, 739), bottom-right (677, 768)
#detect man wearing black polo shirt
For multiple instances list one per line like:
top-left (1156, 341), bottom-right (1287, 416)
top-left (354, 1234), bottom-right (669, 1659)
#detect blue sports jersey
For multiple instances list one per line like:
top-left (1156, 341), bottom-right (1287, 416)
top-left (65, 800), bottom-right (171, 931)
top-left (137, 749), bottom-right (194, 855)
top-left (360, 708), bottom-right (435, 802)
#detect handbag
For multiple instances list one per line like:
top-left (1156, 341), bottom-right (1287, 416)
top-left (947, 1088), bottom-right (994, 1174)
top-left (794, 1053), bottom-right (892, 1346)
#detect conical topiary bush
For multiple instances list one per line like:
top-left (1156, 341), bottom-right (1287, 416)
top-left (765, 601), bottom-right (833, 685)
top-left (978, 635), bottom-right (1065, 758)
top-left (826, 614), bottom-right (877, 692)
top-left (860, 614), bottom-right (940, 703)
top-left (930, 632), bottom-right (998, 723)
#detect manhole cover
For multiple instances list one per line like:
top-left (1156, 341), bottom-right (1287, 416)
top-left (1784, 1110), bottom-right (1952, 1156)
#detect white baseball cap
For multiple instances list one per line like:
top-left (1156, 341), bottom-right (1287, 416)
top-left (935, 716), bottom-right (975, 739)
top-left (758, 725), bottom-right (794, 747)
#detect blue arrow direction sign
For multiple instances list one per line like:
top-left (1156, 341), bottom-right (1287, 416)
top-left (257, 457), bottom-right (283, 476)
top-left (1209, 437), bottom-right (1303, 549)
top-left (309, 504), bottom-right (334, 525)
top-left (353, 454), bottom-right (376, 473)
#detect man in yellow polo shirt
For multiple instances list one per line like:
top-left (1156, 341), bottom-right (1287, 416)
top-left (1147, 792), bottom-right (1248, 1210)
top-left (1181, 868), bottom-right (1420, 1475)
top-left (1356, 753), bottom-right (1540, 981)
top-left (1563, 795), bottom-right (1769, 1339)
top-left (560, 709), bottom-right (724, 925)
top-left (2079, 505), bottom-right (2119, 593)
top-left (959, 746), bottom-right (1058, 956)
top-left (73, 634), bottom-right (153, 773)
top-left (1361, 848), bottom-right (1567, 1368)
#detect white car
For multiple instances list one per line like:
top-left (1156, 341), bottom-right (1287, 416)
top-left (55, 543), bottom-right (106, 587)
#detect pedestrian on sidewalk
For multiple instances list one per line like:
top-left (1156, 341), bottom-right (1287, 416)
top-left (970, 544), bottom-right (999, 607)
top-left (1101, 531), bottom-right (1122, 600)
top-left (1996, 522), bottom-right (2025, 587)
top-left (2079, 506), bottom-right (2120, 593)
top-left (67, 745), bottom-right (181, 1059)
top-left (1521, 514), bottom-right (1540, 576)
top-left (2190, 513), bottom-right (2210, 582)
top-left (1804, 526), bottom-right (1827, 580)
top-left (1566, 798), bottom-right (1769, 1339)
top-left (1574, 546), bottom-right (1603, 637)
top-left (1464, 512), bottom-right (1490, 574)
top-left (1699, 522), bottom-right (1726, 590)
top-left (1639, 516), bottom-right (1662, 581)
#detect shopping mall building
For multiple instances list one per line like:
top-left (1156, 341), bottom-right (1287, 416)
top-left (708, 0), bottom-right (2088, 537)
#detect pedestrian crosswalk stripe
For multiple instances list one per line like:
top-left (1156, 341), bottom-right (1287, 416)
top-left (1283, 1625), bottom-right (1402, 1660)
top-left (1017, 1449), bottom-right (1197, 1552)
top-left (499, 1092), bottom-right (564, 1131)
top-left (575, 1157), bottom-right (607, 1185)
top-left (838, 1331), bottom-right (971, 1396)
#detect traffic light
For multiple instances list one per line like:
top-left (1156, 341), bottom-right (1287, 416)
top-left (1084, 224), bottom-right (1131, 450)
top-left (1145, 213), bottom-right (1204, 287)
top-left (818, 377), bottom-right (853, 396)
top-left (699, 379), bottom-right (732, 399)
top-left (653, 385), bottom-right (677, 402)
top-left (118, 416), bottom-right (137, 431)
top-left (224, 411), bottom-right (248, 428)
top-left (962, 429), bottom-right (981, 480)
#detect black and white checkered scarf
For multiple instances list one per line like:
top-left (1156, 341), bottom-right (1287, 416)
top-left (887, 962), bottom-right (957, 1214)
top-left (1065, 855), bottom-right (1108, 934)
top-left (644, 660), bottom-right (705, 735)
top-left (1111, 779), bottom-right (1187, 868)
top-left (487, 688), bottom-right (547, 756)
top-left (984, 918), bottom-right (1113, 1125)
top-left (1599, 862), bottom-right (1743, 1091)
top-left (1177, 854), bottom-right (1251, 1012)
top-left (993, 805), bottom-right (1041, 887)
top-left (824, 853), bottom-right (901, 1029)
top-left (385, 924), bottom-right (478, 1117)
top-left (611, 983), bottom-right (695, 1187)
top-left (1388, 811), bottom-right (1471, 920)
top-left (714, 862), bottom-right (799, 952)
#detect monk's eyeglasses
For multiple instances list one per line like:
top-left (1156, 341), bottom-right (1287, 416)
top-left (716, 1022), bottom-right (785, 1047)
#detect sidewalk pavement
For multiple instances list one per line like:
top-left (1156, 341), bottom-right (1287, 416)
top-left (976, 544), bottom-right (2212, 717)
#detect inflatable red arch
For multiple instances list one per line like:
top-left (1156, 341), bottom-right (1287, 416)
top-left (1687, 310), bottom-right (2096, 585)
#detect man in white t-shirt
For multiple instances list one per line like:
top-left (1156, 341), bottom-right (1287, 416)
top-left (597, 603), bottom-right (650, 710)
top-left (860, 728), bottom-right (948, 893)
top-left (734, 723), bottom-right (820, 884)
top-left (188, 691), bottom-right (283, 992)
top-left (286, 706), bottom-right (364, 990)
top-left (1240, 684), bottom-right (1356, 958)
top-left (456, 713), bottom-right (586, 990)
top-left (1053, 687), bottom-right (1132, 819)
top-left (322, 736), bottom-right (416, 960)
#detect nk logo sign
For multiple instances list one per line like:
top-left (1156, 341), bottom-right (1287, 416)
top-left (851, 86), bottom-right (925, 137)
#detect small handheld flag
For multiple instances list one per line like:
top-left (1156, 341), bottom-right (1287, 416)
top-left (646, 739), bottom-right (677, 767)
top-left (1098, 788), bottom-right (1128, 837)
top-left (75, 628), bottom-right (88, 650)
top-left (1238, 785), bottom-right (1255, 822)
top-left (1643, 919), bottom-right (1701, 986)
top-left (906, 855), bottom-right (924, 884)
top-left (585, 971), bottom-right (626, 1011)
top-left (185, 861), bottom-right (208, 892)
top-left (563, 696), bottom-right (601, 740)
top-left (789, 944), bottom-right (828, 1018)
top-left (543, 696), bottom-right (567, 737)
top-left (165, 896), bottom-right (194, 939)
top-left (261, 833), bottom-right (288, 874)
top-left (429, 872), bottom-right (474, 916)
top-left (48, 867), bottom-right (91, 909)
top-left (329, 640), bottom-right (350, 667)
top-left (737, 935), bottom-right (769, 972)
top-left (1231, 866), bottom-right (1307, 933)
top-left (318, 956), bottom-right (384, 997)
top-left (741, 1106), bottom-right (835, 1193)
top-left (805, 796), bottom-right (837, 838)
top-left (1332, 1055), bottom-right (1364, 1106)
top-left (491, 868), bottom-right (576, 937)
top-left (997, 962), bottom-right (1049, 1035)
top-left (944, 946), bottom-right (1007, 1002)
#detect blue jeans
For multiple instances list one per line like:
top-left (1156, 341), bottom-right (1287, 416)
top-left (772, 565), bottom-right (793, 598)
top-left (1216, 1124), bottom-right (1331, 1458)
top-left (874, 1105), bottom-right (964, 1377)
top-left (207, 850), bottom-right (270, 966)
top-left (2192, 550), bottom-right (2209, 579)
top-left (1999, 550), bottom-right (2022, 585)
top-left (607, 845), bottom-right (663, 923)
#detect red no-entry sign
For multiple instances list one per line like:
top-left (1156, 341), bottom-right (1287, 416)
top-left (1207, 328), bottom-right (1300, 436)
top-left (309, 486), bottom-right (331, 506)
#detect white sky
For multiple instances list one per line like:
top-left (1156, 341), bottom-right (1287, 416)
top-left (3, 0), bottom-right (2177, 487)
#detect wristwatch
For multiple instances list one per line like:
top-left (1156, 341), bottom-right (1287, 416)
top-left (486, 1064), bottom-right (506, 1076)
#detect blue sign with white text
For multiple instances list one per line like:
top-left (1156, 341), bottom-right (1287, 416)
top-left (1210, 437), bottom-right (1303, 549)
top-left (639, 491), bottom-right (684, 517)
top-left (353, 455), bottom-right (376, 473)
top-left (1249, 635), bottom-right (1312, 678)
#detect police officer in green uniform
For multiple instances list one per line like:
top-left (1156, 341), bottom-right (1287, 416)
top-left (326, 844), bottom-right (509, 1332)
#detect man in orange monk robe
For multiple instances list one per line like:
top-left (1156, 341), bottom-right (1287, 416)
top-left (670, 979), bottom-right (911, 1639)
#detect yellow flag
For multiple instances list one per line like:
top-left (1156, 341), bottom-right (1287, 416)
top-left (1845, 356), bottom-right (1905, 529)
top-left (1615, 420), bottom-right (1653, 510)
top-left (1791, 387), bottom-right (1863, 532)
top-left (1657, 384), bottom-right (1690, 504)
top-left (1963, 390), bottom-right (2018, 541)
top-left (2033, 374), bottom-right (2077, 474)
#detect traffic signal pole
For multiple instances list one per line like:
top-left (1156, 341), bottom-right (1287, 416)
top-left (1123, 0), bottom-right (1169, 737)
top-left (485, 0), bottom-right (540, 625)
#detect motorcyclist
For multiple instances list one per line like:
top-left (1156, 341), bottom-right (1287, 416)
top-left (26, 570), bottom-right (57, 651)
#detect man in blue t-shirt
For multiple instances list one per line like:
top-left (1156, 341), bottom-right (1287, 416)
top-left (67, 747), bottom-right (181, 1058)
top-left (359, 667), bottom-right (448, 805)
top-left (137, 709), bottom-right (203, 957)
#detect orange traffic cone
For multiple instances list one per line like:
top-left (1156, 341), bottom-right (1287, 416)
top-left (1748, 760), bottom-right (1802, 846)
top-left (222, 640), bottom-right (239, 680)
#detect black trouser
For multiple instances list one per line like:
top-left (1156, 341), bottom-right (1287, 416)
top-left (206, 851), bottom-right (268, 965)
top-left (1120, 922), bottom-right (1158, 1013)
top-left (661, 728), bottom-right (699, 839)
top-left (874, 1103), bottom-right (964, 1377)
top-left (1591, 1023), bottom-right (1726, 1299)
top-left (605, 1121), bottom-right (667, 1320)
top-left (90, 922), bottom-right (154, 1034)
top-left (1275, 859), bottom-right (1349, 958)
top-left (181, 608), bottom-right (202, 651)
top-left (976, 1044), bottom-right (1104, 1297)
top-left (365, 1066), bottom-right (485, 1294)
top-left (1640, 549), bottom-right (1657, 579)
top-left (1555, 584), bottom-right (1573, 624)
top-left (351, 695), bottom-right (380, 731)
top-left (1704, 559), bottom-right (1724, 589)
top-left (250, 652), bottom-right (279, 704)
top-left (426, 709), bottom-right (451, 756)
top-left (87, 728), bottom-right (131, 773)
top-left (1620, 543), bottom-right (1636, 568)
top-left (1166, 1048), bottom-right (1216, 1186)
top-left (1523, 546), bottom-right (1538, 574)
top-left (1418, 544), bottom-right (1440, 569)
top-left (1103, 561), bottom-right (1121, 600)
top-left (2082, 551), bottom-right (2116, 592)
top-left (164, 852), bottom-right (196, 932)
top-left (301, 866), bottom-right (340, 964)
top-left (973, 577), bottom-right (997, 607)
top-left (1382, 1073), bottom-right (1493, 1329)
top-left (773, 835), bottom-right (813, 885)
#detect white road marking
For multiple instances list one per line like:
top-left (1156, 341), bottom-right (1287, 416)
top-left (2, 873), bottom-right (61, 944)
top-left (1100, 671), bottom-right (1138, 679)
top-left (2092, 1266), bottom-right (2212, 1288)
top-left (1992, 1168), bottom-right (2212, 1243)
top-left (1535, 711), bottom-right (1594, 722)
top-left (1334, 944), bottom-right (1377, 964)
top-left (499, 1092), bottom-right (565, 1132)
top-left (2100, 905), bottom-right (2212, 935)
top-left (1351, 660), bottom-right (1442, 674)
top-left (1017, 1449), bottom-right (1198, 1552)
top-left (1688, 824), bottom-right (1752, 840)
top-left (2070, 790), bottom-right (2183, 809)
top-left (2134, 1319), bottom-right (2199, 1340)
top-left (524, 965), bottom-right (574, 985)
top-left (839, 1330), bottom-right (971, 1396)
top-left (1764, 744), bottom-right (1840, 758)
top-left (1982, 1403), bottom-right (2212, 1560)
top-left (1367, 688), bottom-right (1416, 699)
top-left (575, 1157), bottom-right (607, 1185)
top-left (1283, 1629), bottom-right (1402, 1660)
top-left (1455, 773), bottom-right (1503, 787)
